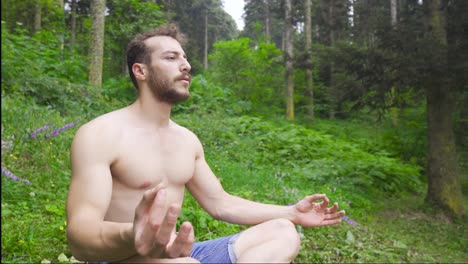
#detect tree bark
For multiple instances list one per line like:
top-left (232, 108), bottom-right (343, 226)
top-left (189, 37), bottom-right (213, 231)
top-left (70, 0), bottom-right (77, 50)
top-left (203, 8), bottom-right (208, 70)
top-left (264, 0), bottom-right (271, 41)
top-left (390, 0), bottom-right (398, 27)
top-left (34, 0), bottom-right (41, 33)
top-left (425, 0), bottom-right (463, 217)
top-left (285, 0), bottom-right (294, 121)
top-left (328, 0), bottom-right (336, 119)
top-left (390, 0), bottom-right (399, 126)
top-left (88, 0), bottom-right (106, 90)
top-left (305, 0), bottom-right (314, 121)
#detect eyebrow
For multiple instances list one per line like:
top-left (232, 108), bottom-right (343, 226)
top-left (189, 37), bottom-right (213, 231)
top-left (161, 51), bottom-right (187, 58)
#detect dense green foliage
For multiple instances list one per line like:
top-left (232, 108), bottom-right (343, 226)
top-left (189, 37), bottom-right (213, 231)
top-left (103, 0), bottom-right (166, 78)
top-left (1, 1), bottom-right (466, 263)
top-left (2, 81), bottom-right (466, 262)
top-left (207, 38), bottom-right (285, 114)
top-left (1, 26), bottom-right (467, 263)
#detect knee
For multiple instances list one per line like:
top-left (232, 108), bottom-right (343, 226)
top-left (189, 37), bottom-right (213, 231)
top-left (270, 218), bottom-right (301, 251)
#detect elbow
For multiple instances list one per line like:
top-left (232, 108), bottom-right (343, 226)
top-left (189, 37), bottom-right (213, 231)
top-left (210, 207), bottom-right (224, 221)
top-left (68, 245), bottom-right (87, 262)
top-left (208, 197), bottom-right (232, 222)
top-left (67, 233), bottom-right (85, 261)
top-left (67, 228), bottom-right (86, 261)
top-left (66, 227), bottom-right (94, 261)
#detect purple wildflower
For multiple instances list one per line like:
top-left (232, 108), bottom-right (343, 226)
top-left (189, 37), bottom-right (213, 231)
top-left (30, 125), bottom-right (51, 139)
top-left (342, 216), bottom-right (368, 233)
top-left (1, 167), bottom-right (30, 185)
top-left (342, 216), bottom-right (358, 226)
top-left (1, 140), bottom-right (13, 150)
top-left (49, 122), bottom-right (77, 137)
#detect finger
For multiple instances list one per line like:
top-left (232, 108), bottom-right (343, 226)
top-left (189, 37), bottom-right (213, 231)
top-left (135, 184), bottom-right (166, 217)
top-left (135, 188), bottom-right (158, 221)
top-left (183, 223), bottom-right (195, 256)
top-left (320, 218), bottom-right (342, 226)
top-left (151, 203), bottom-right (181, 258)
top-left (320, 195), bottom-right (330, 209)
top-left (134, 188), bottom-right (159, 255)
top-left (166, 221), bottom-right (194, 258)
top-left (149, 188), bottom-right (167, 226)
top-left (304, 194), bottom-right (326, 204)
top-left (326, 202), bottom-right (339, 214)
top-left (324, 210), bottom-right (346, 220)
top-left (138, 189), bottom-right (167, 256)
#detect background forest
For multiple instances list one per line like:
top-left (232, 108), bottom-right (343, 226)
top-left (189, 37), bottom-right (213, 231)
top-left (1, 0), bottom-right (466, 263)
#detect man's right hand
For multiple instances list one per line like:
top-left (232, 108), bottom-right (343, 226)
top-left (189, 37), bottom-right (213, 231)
top-left (133, 187), bottom-right (194, 258)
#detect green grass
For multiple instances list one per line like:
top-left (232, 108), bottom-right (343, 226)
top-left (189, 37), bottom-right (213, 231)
top-left (1, 95), bottom-right (467, 263)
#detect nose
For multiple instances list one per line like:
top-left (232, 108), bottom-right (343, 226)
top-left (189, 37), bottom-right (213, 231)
top-left (181, 59), bottom-right (191, 73)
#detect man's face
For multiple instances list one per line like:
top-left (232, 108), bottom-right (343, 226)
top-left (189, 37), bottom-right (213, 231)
top-left (145, 36), bottom-right (191, 104)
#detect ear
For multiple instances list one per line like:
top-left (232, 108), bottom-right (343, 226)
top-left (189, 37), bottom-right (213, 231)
top-left (132, 63), bottom-right (147, 81)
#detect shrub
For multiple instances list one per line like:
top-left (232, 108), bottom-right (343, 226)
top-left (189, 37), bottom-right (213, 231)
top-left (206, 38), bottom-right (284, 115)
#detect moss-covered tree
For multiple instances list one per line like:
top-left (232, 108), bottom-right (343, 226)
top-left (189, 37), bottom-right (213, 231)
top-left (424, 0), bottom-right (463, 217)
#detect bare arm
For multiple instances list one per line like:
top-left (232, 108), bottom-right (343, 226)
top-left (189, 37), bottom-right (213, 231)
top-left (66, 123), bottom-right (136, 262)
top-left (186, 135), bottom-right (294, 225)
top-left (67, 122), bottom-right (196, 262)
top-left (186, 135), bottom-right (345, 227)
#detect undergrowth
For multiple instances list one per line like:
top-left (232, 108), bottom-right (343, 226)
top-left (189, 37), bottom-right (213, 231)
top-left (2, 88), bottom-right (465, 262)
top-left (1, 28), bottom-right (466, 262)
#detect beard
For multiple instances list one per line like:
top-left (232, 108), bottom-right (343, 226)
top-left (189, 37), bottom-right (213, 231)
top-left (147, 68), bottom-right (190, 104)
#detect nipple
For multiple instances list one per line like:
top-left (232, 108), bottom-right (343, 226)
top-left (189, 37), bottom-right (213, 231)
top-left (139, 182), bottom-right (151, 189)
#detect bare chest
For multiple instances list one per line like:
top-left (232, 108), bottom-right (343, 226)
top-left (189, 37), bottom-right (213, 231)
top-left (111, 130), bottom-right (195, 190)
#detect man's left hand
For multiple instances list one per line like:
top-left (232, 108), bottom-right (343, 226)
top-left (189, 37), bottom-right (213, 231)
top-left (291, 194), bottom-right (345, 227)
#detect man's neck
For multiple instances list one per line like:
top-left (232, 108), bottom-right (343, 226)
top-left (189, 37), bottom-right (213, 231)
top-left (131, 92), bottom-right (173, 128)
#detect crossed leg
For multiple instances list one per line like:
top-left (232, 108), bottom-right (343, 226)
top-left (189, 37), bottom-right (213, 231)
top-left (234, 218), bottom-right (301, 263)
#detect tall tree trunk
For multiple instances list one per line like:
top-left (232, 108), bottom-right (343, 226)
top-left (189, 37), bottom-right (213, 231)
top-left (58, 0), bottom-right (65, 59)
top-left (328, 0), bottom-right (336, 119)
top-left (264, 0), bottom-right (271, 41)
top-left (204, 9), bottom-right (208, 70)
top-left (34, 0), bottom-right (41, 33)
top-left (425, 0), bottom-right (463, 216)
top-left (305, 0), bottom-right (314, 120)
top-left (70, 0), bottom-right (77, 50)
top-left (390, 0), bottom-right (398, 27)
top-left (88, 0), bottom-right (106, 90)
top-left (390, 0), bottom-right (399, 126)
top-left (281, 31), bottom-right (285, 51)
top-left (285, 0), bottom-right (294, 121)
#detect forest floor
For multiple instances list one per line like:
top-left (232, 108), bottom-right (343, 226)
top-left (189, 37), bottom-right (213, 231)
top-left (1, 98), bottom-right (466, 263)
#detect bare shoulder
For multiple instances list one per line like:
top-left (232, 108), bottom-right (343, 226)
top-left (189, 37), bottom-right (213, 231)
top-left (78, 107), bottom-right (130, 134)
top-left (170, 121), bottom-right (203, 152)
top-left (72, 108), bottom-right (129, 159)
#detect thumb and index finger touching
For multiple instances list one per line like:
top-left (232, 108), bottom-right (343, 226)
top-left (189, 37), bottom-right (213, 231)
top-left (302, 194), bottom-right (346, 214)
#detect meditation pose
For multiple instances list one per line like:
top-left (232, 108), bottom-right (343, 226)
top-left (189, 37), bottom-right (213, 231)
top-left (66, 24), bottom-right (345, 263)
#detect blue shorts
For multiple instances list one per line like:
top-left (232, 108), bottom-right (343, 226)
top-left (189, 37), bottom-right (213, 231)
top-left (86, 233), bottom-right (240, 264)
top-left (190, 233), bottom-right (240, 264)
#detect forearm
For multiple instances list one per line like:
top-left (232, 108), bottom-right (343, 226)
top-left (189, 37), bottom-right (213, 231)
top-left (67, 220), bottom-right (136, 262)
top-left (213, 194), bottom-right (296, 225)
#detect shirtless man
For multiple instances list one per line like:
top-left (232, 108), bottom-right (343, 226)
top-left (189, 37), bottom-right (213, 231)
top-left (66, 24), bottom-right (345, 263)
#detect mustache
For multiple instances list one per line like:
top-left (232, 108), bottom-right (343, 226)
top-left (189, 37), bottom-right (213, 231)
top-left (176, 73), bottom-right (192, 82)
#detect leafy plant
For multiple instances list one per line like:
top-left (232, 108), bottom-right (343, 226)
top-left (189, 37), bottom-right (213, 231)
top-left (206, 38), bottom-right (284, 115)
